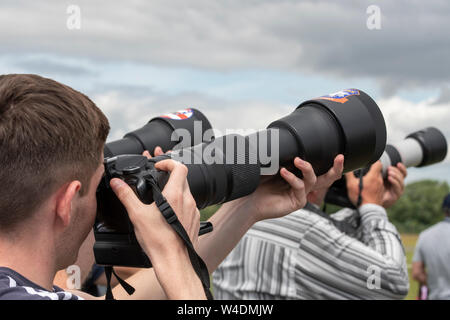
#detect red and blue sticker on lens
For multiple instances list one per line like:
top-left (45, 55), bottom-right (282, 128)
top-left (316, 89), bottom-right (360, 104)
top-left (160, 108), bottom-right (194, 120)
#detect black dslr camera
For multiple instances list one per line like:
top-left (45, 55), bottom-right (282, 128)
top-left (94, 154), bottom-right (213, 268)
top-left (95, 154), bottom-right (166, 268)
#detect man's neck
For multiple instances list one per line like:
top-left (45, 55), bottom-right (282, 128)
top-left (0, 229), bottom-right (57, 291)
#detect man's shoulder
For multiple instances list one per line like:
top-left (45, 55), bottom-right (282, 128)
top-left (0, 267), bottom-right (81, 300)
top-left (420, 220), bottom-right (450, 238)
top-left (246, 208), bottom-right (337, 248)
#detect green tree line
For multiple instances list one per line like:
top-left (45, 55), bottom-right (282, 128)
top-left (387, 179), bottom-right (449, 233)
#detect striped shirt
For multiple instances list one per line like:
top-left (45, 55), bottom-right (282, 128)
top-left (212, 204), bottom-right (409, 300)
top-left (0, 267), bottom-right (81, 300)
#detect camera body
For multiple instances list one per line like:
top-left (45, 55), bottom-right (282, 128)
top-left (94, 154), bottom-right (168, 268)
top-left (94, 154), bottom-right (215, 268)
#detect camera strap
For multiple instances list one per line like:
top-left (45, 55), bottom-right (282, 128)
top-left (145, 175), bottom-right (214, 300)
top-left (104, 266), bottom-right (135, 300)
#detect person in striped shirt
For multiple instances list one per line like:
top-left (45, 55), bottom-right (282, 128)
top-left (213, 161), bottom-right (409, 300)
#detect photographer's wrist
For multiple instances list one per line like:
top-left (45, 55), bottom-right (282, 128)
top-left (149, 245), bottom-right (206, 300)
top-left (139, 226), bottom-right (186, 259)
top-left (129, 203), bottom-right (187, 258)
top-left (360, 198), bottom-right (383, 207)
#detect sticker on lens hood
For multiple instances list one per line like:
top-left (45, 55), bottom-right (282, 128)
top-left (316, 89), bottom-right (360, 104)
top-left (161, 108), bottom-right (194, 120)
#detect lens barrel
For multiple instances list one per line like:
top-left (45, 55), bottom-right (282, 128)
top-left (266, 89), bottom-right (386, 176)
top-left (170, 134), bottom-right (261, 209)
top-left (379, 127), bottom-right (448, 176)
top-left (104, 108), bottom-right (213, 158)
top-left (325, 127), bottom-right (448, 208)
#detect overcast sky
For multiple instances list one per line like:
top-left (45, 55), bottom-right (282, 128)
top-left (1, 0), bottom-right (449, 184)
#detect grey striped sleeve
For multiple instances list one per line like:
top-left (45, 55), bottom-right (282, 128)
top-left (212, 205), bottom-right (409, 300)
top-left (293, 204), bottom-right (409, 299)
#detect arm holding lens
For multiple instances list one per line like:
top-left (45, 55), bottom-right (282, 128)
top-left (197, 154), bottom-right (344, 273)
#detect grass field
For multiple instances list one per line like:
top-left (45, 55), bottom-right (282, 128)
top-left (401, 234), bottom-right (419, 300)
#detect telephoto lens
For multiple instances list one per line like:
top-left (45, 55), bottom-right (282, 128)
top-left (380, 127), bottom-right (448, 176)
top-left (246, 89), bottom-right (387, 176)
top-left (325, 127), bottom-right (448, 208)
top-left (104, 108), bottom-right (214, 157)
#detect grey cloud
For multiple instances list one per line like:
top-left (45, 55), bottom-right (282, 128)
top-left (1, 0), bottom-right (449, 94)
top-left (13, 57), bottom-right (95, 77)
top-left (89, 87), bottom-right (291, 142)
top-left (432, 87), bottom-right (450, 105)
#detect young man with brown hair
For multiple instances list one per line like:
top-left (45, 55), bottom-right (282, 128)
top-left (0, 74), bottom-right (343, 300)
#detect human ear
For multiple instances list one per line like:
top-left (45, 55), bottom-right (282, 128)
top-left (55, 181), bottom-right (82, 227)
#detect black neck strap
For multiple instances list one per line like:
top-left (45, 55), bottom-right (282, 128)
top-left (104, 266), bottom-right (135, 300)
top-left (145, 175), bottom-right (213, 300)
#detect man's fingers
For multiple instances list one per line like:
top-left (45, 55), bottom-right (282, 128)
top-left (345, 171), bottom-right (358, 186)
top-left (316, 154), bottom-right (345, 189)
top-left (155, 159), bottom-right (189, 190)
top-left (388, 175), bottom-right (403, 197)
top-left (388, 167), bottom-right (402, 181)
top-left (280, 167), bottom-right (307, 208)
top-left (294, 158), bottom-right (316, 189)
top-left (154, 146), bottom-right (164, 157)
top-left (110, 178), bottom-right (143, 214)
top-left (280, 167), bottom-right (305, 191)
top-left (396, 162), bottom-right (408, 178)
top-left (143, 146), bottom-right (164, 158)
top-left (387, 168), bottom-right (404, 192)
top-left (332, 154), bottom-right (345, 178)
top-left (142, 150), bottom-right (152, 159)
top-left (367, 161), bottom-right (383, 177)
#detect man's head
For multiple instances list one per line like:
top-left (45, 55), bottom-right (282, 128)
top-left (442, 193), bottom-right (450, 217)
top-left (0, 74), bottom-right (110, 268)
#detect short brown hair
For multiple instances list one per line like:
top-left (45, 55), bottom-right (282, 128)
top-left (0, 74), bottom-right (110, 230)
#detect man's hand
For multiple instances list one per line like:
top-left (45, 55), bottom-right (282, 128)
top-left (382, 163), bottom-right (407, 208)
top-left (346, 161), bottom-right (407, 208)
top-left (242, 154), bottom-right (344, 222)
top-left (110, 159), bottom-right (205, 299)
top-left (142, 147), bottom-right (201, 248)
top-left (412, 261), bottom-right (427, 286)
top-left (110, 159), bottom-right (200, 255)
top-left (142, 146), bottom-right (165, 159)
top-left (346, 161), bottom-right (384, 207)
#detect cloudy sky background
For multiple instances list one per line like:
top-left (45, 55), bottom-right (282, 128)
top-left (1, 0), bottom-right (449, 184)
